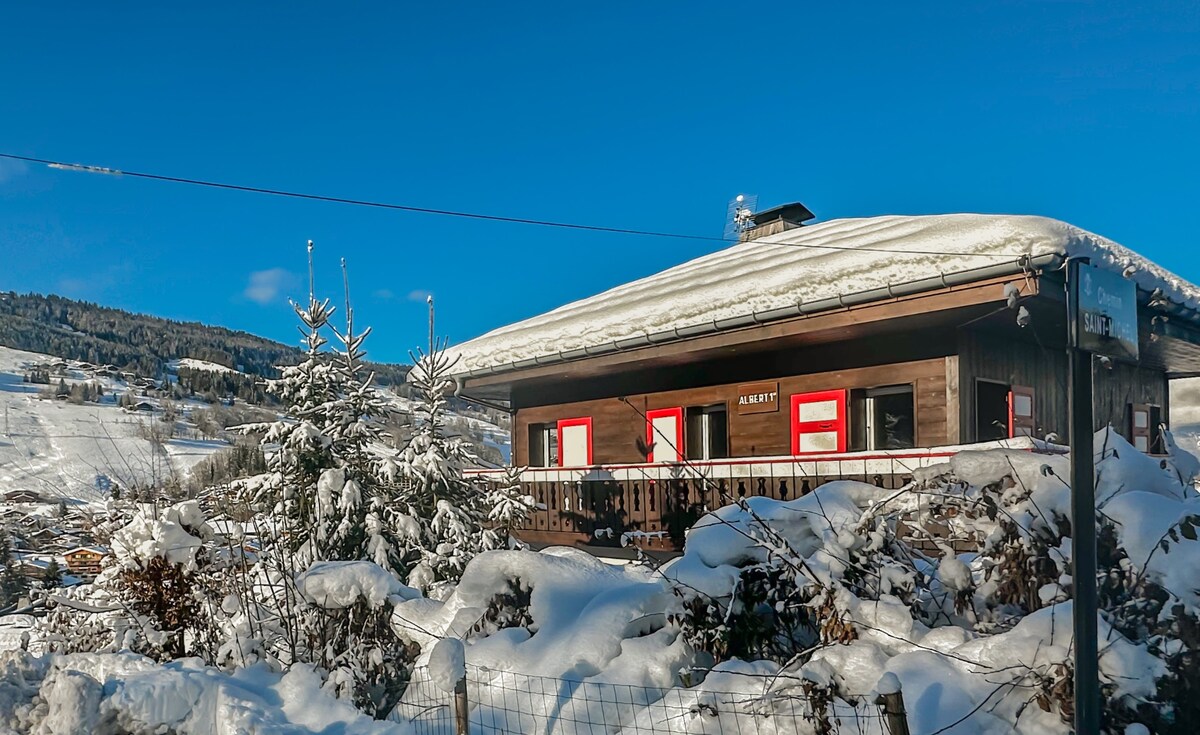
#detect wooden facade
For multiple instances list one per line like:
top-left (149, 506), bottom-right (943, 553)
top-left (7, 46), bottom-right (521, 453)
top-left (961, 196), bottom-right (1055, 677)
top-left (512, 357), bottom-right (956, 466)
top-left (457, 251), bottom-right (1200, 553)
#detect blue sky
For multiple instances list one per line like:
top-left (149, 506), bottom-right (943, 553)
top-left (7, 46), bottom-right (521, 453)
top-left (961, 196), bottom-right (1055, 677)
top-left (1, 2), bottom-right (1198, 364)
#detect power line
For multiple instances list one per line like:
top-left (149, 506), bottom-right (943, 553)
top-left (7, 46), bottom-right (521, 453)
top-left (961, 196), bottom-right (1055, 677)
top-left (0, 150), bottom-right (1025, 259)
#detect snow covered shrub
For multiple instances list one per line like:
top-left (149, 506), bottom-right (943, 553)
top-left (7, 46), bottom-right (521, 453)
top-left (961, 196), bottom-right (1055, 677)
top-left (296, 560), bottom-right (420, 718)
top-left (893, 430), bottom-right (1200, 731)
top-left (667, 483), bottom-right (907, 664)
top-left (663, 429), bottom-right (1200, 733)
top-left (43, 500), bottom-right (224, 662)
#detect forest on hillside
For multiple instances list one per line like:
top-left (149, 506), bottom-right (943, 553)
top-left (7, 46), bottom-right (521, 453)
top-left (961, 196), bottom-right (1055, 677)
top-left (0, 291), bottom-right (411, 385)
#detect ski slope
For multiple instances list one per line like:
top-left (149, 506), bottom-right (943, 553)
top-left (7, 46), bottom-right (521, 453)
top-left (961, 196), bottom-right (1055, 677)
top-left (0, 346), bottom-right (227, 505)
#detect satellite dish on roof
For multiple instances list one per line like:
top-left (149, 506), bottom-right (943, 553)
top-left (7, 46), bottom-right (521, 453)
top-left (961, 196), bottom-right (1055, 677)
top-left (724, 194), bottom-right (758, 240)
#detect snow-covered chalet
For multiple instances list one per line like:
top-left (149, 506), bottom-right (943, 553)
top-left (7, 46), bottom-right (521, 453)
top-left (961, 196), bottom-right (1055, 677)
top-left (447, 206), bottom-right (1200, 554)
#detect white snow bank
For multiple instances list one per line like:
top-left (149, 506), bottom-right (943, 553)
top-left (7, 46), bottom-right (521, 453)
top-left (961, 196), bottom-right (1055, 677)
top-left (662, 480), bottom-right (887, 599)
top-left (0, 650), bottom-right (411, 735)
top-left (444, 214), bottom-right (1200, 374)
top-left (427, 638), bottom-right (465, 693)
top-left (297, 560), bottom-right (418, 609)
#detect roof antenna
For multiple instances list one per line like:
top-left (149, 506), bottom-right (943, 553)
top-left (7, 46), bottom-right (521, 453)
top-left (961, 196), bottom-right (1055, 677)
top-left (724, 194), bottom-right (758, 240)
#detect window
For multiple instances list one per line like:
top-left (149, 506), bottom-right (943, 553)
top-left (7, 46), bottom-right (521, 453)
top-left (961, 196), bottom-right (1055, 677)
top-left (791, 389), bottom-right (847, 455)
top-left (853, 385), bottom-right (915, 450)
top-left (557, 417), bottom-right (593, 467)
top-left (528, 423), bottom-right (557, 467)
top-left (646, 407), bottom-right (684, 462)
top-left (685, 404), bottom-right (729, 460)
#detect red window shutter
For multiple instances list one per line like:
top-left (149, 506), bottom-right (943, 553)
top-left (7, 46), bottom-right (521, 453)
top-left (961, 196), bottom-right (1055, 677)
top-left (1008, 385), bottom-right (1035, 438)
top-left (646, 407), bottom-right (684, 463)
top-left (791, 389), bottom-right (847, 455)
top-left (556, 417), bottom-right (593, 467)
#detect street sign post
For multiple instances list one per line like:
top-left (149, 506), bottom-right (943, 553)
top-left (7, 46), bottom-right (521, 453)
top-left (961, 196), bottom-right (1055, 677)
top-left (1073, 261), bottom-right (1139, 361)
top-left (1066, 260), bottom-right (1138, 735)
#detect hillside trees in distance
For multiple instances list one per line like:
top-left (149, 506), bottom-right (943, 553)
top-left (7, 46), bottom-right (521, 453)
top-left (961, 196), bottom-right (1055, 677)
top-left (0, 291), bottom-right (411, 386)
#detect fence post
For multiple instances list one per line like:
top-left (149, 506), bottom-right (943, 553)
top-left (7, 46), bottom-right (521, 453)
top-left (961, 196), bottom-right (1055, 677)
top-left (874, 688), bottom-right (911, 735)
top-left (453, 674), bottom-right (470, 735)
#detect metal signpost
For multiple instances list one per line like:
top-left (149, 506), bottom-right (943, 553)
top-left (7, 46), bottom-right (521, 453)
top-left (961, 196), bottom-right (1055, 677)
top-left (1066, 259), bottom-right (1138, 735)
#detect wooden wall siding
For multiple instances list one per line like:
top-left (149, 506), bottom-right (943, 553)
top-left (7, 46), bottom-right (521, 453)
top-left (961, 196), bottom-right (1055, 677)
top-left (957, 329), bottom-right (1169, 443)
top-left (513, 357), bottom-right (952, 466)
top-left (1093, 360), bottom-right (1169, 441)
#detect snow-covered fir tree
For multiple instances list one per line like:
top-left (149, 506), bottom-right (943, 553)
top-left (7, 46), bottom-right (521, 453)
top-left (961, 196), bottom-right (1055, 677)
top-left (395, 335), bottom-right (495, 591)
top-left (240, 247), bottom-right (406, 577)
top-left (485, 465), bottom-right (538, 550)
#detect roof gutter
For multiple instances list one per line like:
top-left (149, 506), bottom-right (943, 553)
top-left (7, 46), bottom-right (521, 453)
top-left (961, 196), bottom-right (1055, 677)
top-left (455, 253), bottom-right (1068, 380)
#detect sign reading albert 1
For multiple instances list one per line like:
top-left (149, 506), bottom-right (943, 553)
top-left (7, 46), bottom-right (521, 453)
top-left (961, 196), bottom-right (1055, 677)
top-left (737, 382), bottom-right (779, 414)
top-left (1072, 262), bottom-right (1139, 361)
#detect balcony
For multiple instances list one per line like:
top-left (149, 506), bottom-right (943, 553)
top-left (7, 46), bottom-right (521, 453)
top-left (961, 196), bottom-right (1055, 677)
top-left (467, 437), bottom-right (1056, 554)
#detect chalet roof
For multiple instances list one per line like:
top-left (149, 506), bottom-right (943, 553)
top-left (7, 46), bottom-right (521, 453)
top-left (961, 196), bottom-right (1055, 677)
top-left (444, 214), bottom-right (1200, 377)
top-left (63, 545), bottom-right (108, 556)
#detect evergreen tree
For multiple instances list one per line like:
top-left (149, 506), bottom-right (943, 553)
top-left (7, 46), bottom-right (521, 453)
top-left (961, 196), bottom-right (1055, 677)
top-left (246, 250), bottom-right (406, 576)
top-left (485, 466), bottom-right (538, 550)
top-left (0, 530), bottom-right (29, 607)
top-left (41, 558), bottom-right (63, 589)
top-left (395, 336), bottom-right (495, 591)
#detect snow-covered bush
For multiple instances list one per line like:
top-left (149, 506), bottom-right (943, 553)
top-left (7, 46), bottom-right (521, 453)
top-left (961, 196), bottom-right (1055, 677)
top-left (663, 427), bottom-right (1200, 733)
top-left (294, 560), bottom-right (421, 718)
top-left (43, 500), bottom-right (224, 662)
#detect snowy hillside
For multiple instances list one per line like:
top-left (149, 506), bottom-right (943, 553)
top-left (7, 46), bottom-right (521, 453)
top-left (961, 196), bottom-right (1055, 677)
top-left (0, 346), bottom-right (227, 505)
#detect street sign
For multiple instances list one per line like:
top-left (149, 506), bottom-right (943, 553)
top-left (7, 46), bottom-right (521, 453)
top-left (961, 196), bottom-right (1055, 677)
top-left (1071, 262), bottom-right (1139, 360)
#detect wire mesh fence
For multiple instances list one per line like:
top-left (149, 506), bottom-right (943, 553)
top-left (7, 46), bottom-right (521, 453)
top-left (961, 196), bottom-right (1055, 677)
top-left (394, 665), bottom-right (897, 735)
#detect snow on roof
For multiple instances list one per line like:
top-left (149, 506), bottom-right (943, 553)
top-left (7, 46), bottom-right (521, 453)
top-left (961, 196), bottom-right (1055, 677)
top-left (445, 214), bottom-right (1200, 376)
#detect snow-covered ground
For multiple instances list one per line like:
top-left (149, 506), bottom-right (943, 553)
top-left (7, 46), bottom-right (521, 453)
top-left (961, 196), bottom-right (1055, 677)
top-left (1, 428), bottom-right (1196, 733)
top-left (166, 357), bottom-right (240, 375)
top-left (0, 346), bottom-right (227, 505)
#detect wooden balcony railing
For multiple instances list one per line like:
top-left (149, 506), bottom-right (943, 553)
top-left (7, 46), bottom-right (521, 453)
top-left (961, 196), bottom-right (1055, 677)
top-left (467, 437), bottom-right (1055, 553)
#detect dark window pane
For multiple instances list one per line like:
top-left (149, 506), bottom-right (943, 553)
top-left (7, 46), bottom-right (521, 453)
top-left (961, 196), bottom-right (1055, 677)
top-left (529, 424), bottom-right (546, 467)
top-left (685, 409), bottom-right (705, 460)
top-left (872, 391), bottom-right (914, 449)
top-left (709, 408), bottom-right (729, 459)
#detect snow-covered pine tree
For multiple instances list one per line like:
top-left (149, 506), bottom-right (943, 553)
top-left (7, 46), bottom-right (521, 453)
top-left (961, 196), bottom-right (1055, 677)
top-left (395, 337), bottom-right (493, 591)
top-left (485, 465), bottom-right (537, 550)
top-left (240, 246), bottom-right (406, 578)
top-left (226, 244), bottom-right (414, 716)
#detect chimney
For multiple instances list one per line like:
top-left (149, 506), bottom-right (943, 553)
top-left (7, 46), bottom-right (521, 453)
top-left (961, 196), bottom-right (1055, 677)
top-left (741, 202), bottom-right (815, 242)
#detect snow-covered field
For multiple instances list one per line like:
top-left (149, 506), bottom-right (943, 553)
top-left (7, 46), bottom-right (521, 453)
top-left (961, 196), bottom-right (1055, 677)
top-left (0, 346), bottom-right (227, 505)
